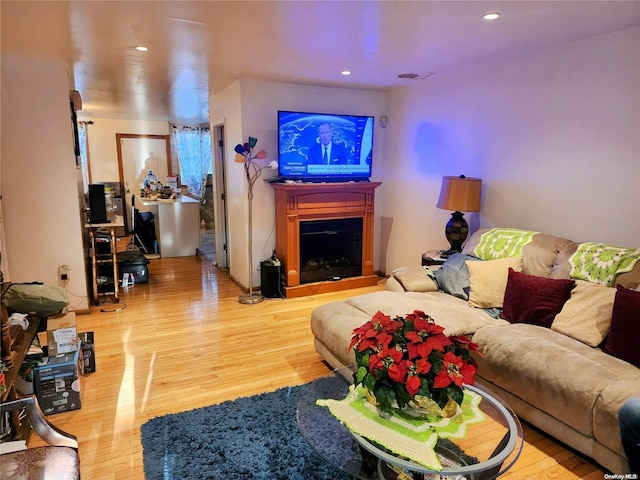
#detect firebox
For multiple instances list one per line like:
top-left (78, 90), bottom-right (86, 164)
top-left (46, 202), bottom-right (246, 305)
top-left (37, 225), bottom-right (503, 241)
top-left (299, 217), bottom-right (363, 284)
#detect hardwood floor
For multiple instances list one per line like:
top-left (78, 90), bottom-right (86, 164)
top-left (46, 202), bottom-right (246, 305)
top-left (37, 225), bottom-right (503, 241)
top-left (35, 253), bottom-right (607, 479)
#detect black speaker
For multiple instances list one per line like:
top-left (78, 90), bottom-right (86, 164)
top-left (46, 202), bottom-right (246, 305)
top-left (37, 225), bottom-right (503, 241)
top-left (88, 184), bottom-right (107, 223)
top-left (260, 260), bottom-right (282, 298)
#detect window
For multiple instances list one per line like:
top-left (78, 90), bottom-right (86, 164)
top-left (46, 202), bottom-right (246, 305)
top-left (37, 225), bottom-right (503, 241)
top-left (172, 125), bottom-right (211, 199)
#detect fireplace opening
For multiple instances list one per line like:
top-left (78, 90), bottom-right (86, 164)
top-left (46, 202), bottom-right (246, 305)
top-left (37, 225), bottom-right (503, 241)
top-left (299, 217), bottom-right (363, 284)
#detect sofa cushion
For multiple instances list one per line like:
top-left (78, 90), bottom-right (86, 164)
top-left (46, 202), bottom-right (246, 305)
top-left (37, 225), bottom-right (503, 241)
top-left (471, 323), bottom-right (635, 438)
top-left (552, 242), bottom-right (640, 290)
top-left (434, 253), bottom-right (481, 300)
top-left (311, 290), bottom-right (509, 367)
top-left (463, 228), bottom-right (572, 278)
top-left (568, 243), bottom-right (640, 287)
top-left (311, 301), bottom-right (372, 366)
top-left (603, 285), bottom-right (640, 368)
top-left (551, 280), bottom-right (616, 347)
top-left (500, 269), bottom-right (575, 327)
top-left (595, 379), bottom-right (640, 457)
top-left (466, 256), bottom-right (523, 308)
top-left (391, 266), bottom-right (438, 292)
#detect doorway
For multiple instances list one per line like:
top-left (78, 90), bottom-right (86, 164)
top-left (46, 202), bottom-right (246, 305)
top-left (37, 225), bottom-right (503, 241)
top-left (211, 124), bottom-right (229, 269)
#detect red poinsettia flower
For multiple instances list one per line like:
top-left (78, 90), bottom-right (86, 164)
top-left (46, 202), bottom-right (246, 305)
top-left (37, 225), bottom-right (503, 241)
top-left (405, 374), bottom-right (422, 396)
top-left (433, 351), bottom-right (477, 388)
top-left (349, 311), bottom-right (402, 351)
top-left (388, 359), bottom-right (409, 383)
top-left (351, 310), bottom-right (481, 412)
top-left (449, 335), bottom-right (482, 356)
top-left (369, 346), bottom-right (404, 373)
top-left (414, 357), bottom-right (432, 375)
top-left (410, 314), bottom-right (445, 336)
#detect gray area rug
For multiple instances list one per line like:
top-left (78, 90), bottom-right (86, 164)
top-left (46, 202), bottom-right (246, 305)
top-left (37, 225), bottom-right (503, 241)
top-left (141, 384), bottom-right (351, 479)
top-left (141, 382), bottom-right (477, 479)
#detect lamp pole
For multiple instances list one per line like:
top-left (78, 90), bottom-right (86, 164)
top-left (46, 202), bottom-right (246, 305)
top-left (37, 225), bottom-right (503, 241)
top-left (238, 157), bottom-right (264, 304)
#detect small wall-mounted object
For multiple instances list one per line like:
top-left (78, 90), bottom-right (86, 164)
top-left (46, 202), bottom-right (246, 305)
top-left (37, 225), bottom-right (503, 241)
top-left (69, 90), bottom-right (82, 111)
top-left (380, 115), bottom-right (388, 128)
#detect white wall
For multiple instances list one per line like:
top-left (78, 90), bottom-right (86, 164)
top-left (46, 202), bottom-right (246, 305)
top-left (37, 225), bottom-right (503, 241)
top-left (211, 79), bottom-right (387, 289)
top-left (1, 54), bottom-right (89, 309)
top-left (382, 27), bottom-right (640, 273)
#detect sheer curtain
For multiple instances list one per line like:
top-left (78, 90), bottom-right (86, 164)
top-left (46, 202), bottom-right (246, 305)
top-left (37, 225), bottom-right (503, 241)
top-left (172, 125), bottom-right (211, 199)
top-left (78, 121), bottom-right (90, 192)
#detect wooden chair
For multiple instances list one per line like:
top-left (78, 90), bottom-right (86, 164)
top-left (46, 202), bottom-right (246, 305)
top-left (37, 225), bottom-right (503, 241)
top-left (1, 395), bottom-right (79, 479)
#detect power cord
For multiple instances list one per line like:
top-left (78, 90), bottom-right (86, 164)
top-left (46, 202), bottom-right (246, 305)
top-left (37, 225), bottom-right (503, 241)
top-left (99, 301), bottom-right (127, 312)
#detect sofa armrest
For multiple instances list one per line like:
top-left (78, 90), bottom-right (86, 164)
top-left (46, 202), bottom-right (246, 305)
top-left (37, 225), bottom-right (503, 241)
top-left (385, 276), bottom-right (405, 292)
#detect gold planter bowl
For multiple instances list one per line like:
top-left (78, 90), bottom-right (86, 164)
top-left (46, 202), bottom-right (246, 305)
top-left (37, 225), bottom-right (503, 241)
top-left (409, 395), bottom-right (458, 418)
top-left (364, 389), bottom-right (458, 419)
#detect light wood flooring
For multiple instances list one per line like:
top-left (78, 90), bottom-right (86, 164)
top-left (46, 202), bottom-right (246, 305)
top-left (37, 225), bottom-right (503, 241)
top-left (34, 251), bottom-right (607, 479)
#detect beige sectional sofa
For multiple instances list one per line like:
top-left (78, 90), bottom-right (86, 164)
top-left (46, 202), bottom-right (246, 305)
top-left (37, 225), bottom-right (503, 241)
top-left (311, 228), bottom-right (640, 474)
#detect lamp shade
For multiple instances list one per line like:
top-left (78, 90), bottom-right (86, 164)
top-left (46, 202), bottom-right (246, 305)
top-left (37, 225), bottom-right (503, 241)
top-left (436, 176), bottom-right (482, 212)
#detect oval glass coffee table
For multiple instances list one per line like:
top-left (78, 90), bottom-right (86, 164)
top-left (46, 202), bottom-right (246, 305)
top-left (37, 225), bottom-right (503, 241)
top-left (297, 365), bottom-right (524, 479)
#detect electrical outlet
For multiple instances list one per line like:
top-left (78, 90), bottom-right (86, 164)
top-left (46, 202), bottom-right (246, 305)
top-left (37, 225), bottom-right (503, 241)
top-left (59, 265), bottom-right (70, 281)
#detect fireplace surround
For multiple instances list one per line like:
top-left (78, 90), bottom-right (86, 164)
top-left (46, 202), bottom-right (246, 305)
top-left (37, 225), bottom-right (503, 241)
top-left (272, 182), bottom-right (381, 298)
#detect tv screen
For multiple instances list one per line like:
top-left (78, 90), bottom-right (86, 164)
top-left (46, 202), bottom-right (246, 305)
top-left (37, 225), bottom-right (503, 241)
top-left (277, 111), bottom-right (373, 182)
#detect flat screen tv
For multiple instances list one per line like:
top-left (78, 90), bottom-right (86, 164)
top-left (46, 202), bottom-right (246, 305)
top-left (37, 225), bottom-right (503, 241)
top-left (277, 111), bottom-right (374, 182)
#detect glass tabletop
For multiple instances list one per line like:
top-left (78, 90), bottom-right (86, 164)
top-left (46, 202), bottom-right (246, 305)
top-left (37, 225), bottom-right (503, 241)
top-left (297, 365), bottom-right (524, 480)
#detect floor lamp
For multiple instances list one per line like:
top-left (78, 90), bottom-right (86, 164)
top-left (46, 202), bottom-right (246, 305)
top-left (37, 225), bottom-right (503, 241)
top-left (235, 137), bottom-right (275, 305)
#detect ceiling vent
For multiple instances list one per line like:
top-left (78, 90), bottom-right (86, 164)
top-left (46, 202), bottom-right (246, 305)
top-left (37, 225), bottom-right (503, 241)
top-left (397, 72), bottom-right (435, 80)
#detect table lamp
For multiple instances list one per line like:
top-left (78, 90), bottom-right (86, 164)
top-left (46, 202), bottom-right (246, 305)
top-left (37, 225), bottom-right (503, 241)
top-left (436, 175), bottom-right (482, 257)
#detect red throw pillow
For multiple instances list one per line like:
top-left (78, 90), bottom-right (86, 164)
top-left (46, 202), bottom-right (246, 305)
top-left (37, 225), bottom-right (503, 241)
top-left (500, 268), bottom-right (575, 327)
top-left (603, 285), bottom-right (640, 368)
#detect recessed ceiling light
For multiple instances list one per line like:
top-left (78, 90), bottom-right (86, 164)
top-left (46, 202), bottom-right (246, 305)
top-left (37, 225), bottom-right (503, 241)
top-left (483, 12), bottom-right (500, 20)
top-left (341, 70), bottom-right (351, 76)
top-left (135, 46), bottom-right (149, 52)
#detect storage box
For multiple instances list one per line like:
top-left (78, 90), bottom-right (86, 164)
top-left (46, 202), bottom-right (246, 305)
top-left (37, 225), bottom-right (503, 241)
top-left (46, 312), bottom-right (78, 356)
top-left (78, 331), bottom-right (96, 374)
top-left (33, 347), bottom-right (82, 415)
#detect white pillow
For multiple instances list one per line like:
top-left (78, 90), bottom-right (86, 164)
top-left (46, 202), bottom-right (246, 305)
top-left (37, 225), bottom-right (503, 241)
top-left (551, 280), bottom-right (615, 347)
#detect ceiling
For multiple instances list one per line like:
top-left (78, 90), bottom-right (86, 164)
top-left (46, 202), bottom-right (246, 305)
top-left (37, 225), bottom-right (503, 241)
top-left (2, 1), bottom-right (639, 124)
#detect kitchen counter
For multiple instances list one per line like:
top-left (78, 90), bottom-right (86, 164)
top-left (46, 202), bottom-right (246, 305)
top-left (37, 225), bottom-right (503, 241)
top-left (137, 195), bottom-right (200, 257)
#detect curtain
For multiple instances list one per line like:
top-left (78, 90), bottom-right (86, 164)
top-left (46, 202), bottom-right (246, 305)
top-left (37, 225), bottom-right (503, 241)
top-left (172, 125), bottom-right (211, 199)
top-left (78, 121), bottom-right (90, 192)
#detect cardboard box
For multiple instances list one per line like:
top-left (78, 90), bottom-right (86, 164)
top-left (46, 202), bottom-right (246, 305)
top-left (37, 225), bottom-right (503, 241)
top-left (78, 331), bottom-right (96, 374)
top-left (46, 312), bottom-right (78, 356)
top-left (33, 347), bottom-right (82, 415)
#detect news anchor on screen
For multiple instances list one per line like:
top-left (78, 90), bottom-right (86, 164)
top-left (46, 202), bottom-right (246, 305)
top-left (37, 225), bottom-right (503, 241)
top-left (307, 122), bottom-right (349, 165)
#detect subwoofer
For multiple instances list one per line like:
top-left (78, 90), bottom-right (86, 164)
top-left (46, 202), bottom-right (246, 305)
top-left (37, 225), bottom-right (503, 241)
top-left (260, 260), bottom-right (282, 298)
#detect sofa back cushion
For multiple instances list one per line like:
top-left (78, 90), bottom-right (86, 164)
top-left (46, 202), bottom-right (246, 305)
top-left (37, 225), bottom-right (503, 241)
top-left (603, 285), bottom-right (640, 368)
top-left (551, 241), bottom-right (640, 289)
top-left (500, 268), bottom-right (575, 327)
top-left (463, 228), bottom-right (572, 278)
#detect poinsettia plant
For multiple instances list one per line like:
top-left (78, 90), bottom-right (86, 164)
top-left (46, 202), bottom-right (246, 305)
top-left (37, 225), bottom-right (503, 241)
top-left (350, 310), bottom-right (481, 413)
